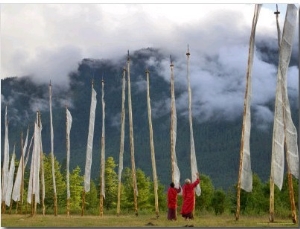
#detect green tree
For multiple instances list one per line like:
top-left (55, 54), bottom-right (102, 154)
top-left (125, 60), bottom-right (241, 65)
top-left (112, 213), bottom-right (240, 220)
top-left (122, 167), bottom-right (134, 211)
top-left (244, 173), bottom-right (268, 214)
top-left (136, 168), bottom-right (152, 210)
top-left (122, 167), bottom-right (153, 212)
top-left (196, 174), bottom-right (214, 212)
top-left (43, 154), bottom-right (66, 210)
top-left (85, 180), bottom-right (98, 210)
top-left (97, 156), bottom-right (118, 210)
top-left (211, 189), bottom-right (226, 215)
top-left (69, 166), bottom-right (83, 211)
top-left (148, 180), bottom-right (167, 212)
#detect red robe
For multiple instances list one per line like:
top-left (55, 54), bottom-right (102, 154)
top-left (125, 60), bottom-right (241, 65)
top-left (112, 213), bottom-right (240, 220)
top-left (180, 178), bottom-right (200, 215)
top-left (167, 187), bottom-right (181, 209)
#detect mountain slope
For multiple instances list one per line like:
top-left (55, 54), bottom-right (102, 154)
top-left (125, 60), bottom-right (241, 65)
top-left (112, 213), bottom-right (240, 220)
top-left (1, 48), bottom-right (298, 190)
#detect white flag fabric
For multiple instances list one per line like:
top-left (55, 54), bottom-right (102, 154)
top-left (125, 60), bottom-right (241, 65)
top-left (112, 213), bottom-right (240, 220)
top-left (66, 108), bottom-right (72, 199)
top-left (5, 150), bottom-right (15, 206)
top-left (240, 4), bottom-right (261, 192)
top-left (118, 70), bottom-right (126, 182)
top-left (25, 134), bottom-right (34, 167)
top-left (281, 4), bottom-right (298, 180)
top-left (39, 119), bottom-right (45, 202)
top-left (272, 4), bottom-right (298, 190)
top-left (170, 63), bottom-right (180, 189)
top-left (12, 128), bottom-right (29, 201)
top-left (186, 53), bottom-right (201, 196)
top-left (100, 81), bottom-right (106, 199)
top-left (84, 87), bottom-right (97, 192)
top-left (27, 117), bottom-right (41, 204)
top-left (2, 106), bottom-right (9, 201)
top-left (49, 83), bottom-right (57, 195)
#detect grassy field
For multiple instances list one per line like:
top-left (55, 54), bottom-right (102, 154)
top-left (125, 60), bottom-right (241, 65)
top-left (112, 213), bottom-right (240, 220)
top-left (1, 212), bottom-right (298, 227)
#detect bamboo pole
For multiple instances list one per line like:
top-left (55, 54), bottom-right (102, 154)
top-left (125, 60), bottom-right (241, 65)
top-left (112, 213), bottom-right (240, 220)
top-left (278, 11), bottom-right (297, 221)
top-left (1, 201), bottom-right (5, 213)
top-left (145, 69), bottom-right (159, 218)
top-left (287, 172), bottom-right (297, 223)
top-left (278, 5), bottom-right (296, 224)
top-left (100, 195), bottom-right (104, 217)
top-left (20, 131), bottom-right (24, 214)
top-left (9, 199), bottom-right (13, 214)
top-left (269, 5), bottom-right (297, 223)
top-left (66, 106), bottom-right (70, 217)
top-left (170, 57), bottom-right (175, 183)
top-left (67, 199), bottom-right (70, 217)
top-left (49, 81), bottom-right (58, 216)
top-left (236, 4), bottom-right (261, 221)
top-left (99, 78), bottom-right (105, 217)
top-left (169, 57), bottom-right (177, 219)
top-left (269, 6), bottom-right (281, 222)
top-left (38, 111), bottom-right (45, 216)
top-left (117, 68), bottom-right (126, 216)
top-left (127, 51), bottom-right (138, 216)
top-left (31, 194), bottom-right (35, 216)
top-left (186, 48), bottom-right (197, 217)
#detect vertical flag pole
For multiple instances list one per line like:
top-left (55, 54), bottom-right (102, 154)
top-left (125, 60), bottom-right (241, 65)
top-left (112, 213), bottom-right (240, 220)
top-left (99, 78), bottom-right (105, 217)
top-left (170, 57), bottom-right (175, 183)
top-left (16, 132), bottom-right (23, 213)
top-left (66, 106), bottom-right (70, 217)
top-left (270, 5), bottom-right (281, 223)
top-left (39, 111), bottom-right (45, 216)
top-left (49, 81), bottom-right (58, 216)
top-left (236, 4), bottom-right (261, 221)
top-left (117, 68), bottom-right (126, 216)
top-left (145, 69), bottom-right (159, 218)
top-left (82, 78), bottom-right (97, 216)
top-left (275, 5), bottom-right (297, 224)
top-left (127, 51), bottom-right (138, 216)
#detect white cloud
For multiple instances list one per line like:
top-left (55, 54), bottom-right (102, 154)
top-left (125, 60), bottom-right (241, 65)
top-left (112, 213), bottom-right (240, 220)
top-left (1, 3), bottom-right (298, 125)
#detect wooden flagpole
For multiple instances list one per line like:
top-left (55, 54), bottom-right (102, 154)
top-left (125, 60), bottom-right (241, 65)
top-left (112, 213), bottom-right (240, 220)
top-left (269, 5), bottom-right (281, 222)
top-left (82, 79), bottom-right (94, 216)
top-left (38, 111), bottom-right (45, 216)
top-left (127, 51), bottom-right (138, 216)
top-left (276, 5), bottom-right (297, 221)
top-left (99, 78), bottom-right (105, 217)
top-left (145, 69), bottom-right (159, 218)
top-left (117, 67), bottom-right (126, 216)
top-left (66, 106), bottom-right (70, 217)
top-left (170, 57), bottom-right (175, 184)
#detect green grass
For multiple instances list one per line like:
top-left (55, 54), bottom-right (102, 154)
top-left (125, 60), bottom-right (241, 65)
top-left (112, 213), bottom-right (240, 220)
top-left (1, 212), bottom-right (298, 227)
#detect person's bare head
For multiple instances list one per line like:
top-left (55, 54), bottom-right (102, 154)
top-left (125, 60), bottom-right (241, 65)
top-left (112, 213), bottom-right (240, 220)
top-left (185, 178), bottom-right (191, 184)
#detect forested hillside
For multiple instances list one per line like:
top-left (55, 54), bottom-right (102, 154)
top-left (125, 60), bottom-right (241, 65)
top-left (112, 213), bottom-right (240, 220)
top-left (1, 48), bottom-right (298, 190)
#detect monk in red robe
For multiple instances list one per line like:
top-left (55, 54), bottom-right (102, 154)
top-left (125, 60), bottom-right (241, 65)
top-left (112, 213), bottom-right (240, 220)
top-left (180, 172), bottom-right (200, 220)
top-left (167, 182), bottom-right (181, 220)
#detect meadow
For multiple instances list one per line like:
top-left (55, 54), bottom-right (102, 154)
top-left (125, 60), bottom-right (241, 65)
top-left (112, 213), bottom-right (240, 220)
top-left (1, 212), bottom-right (298, 228)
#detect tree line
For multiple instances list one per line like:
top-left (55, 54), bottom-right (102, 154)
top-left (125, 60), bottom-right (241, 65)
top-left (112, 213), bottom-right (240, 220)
top-left (4, 153), bottom-right (298, 218)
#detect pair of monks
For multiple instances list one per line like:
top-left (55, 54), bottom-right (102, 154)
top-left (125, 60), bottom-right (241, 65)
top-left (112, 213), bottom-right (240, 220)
top-left (167, 172), bottom-right (200, 221)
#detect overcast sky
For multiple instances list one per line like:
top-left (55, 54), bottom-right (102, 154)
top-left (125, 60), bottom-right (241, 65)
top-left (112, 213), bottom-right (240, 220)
top-left (1, 3), bottom-right (299, 128)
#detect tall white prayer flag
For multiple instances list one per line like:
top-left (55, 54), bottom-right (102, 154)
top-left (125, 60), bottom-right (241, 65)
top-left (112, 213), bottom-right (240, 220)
top-left (12, 128), bottom-right (29, 201)
top-left (2, 106), bottom-right (9, 202)
top-left (100, 80), bottom-right (106, 199)
top-left (271, 4), bottom-right (298, 190)
top-left (5, 149), bottom-right (15, 206)
top-left (170, 60), bottom-right (180, 189)
top-left (84, 86), bottom-right (97, 192)
top-left (240, 4), bottom-right (261, 192)
top-left (66, 108), bottom-right (72, 199)
top-left (186, 49), bottom-right (201, 196)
